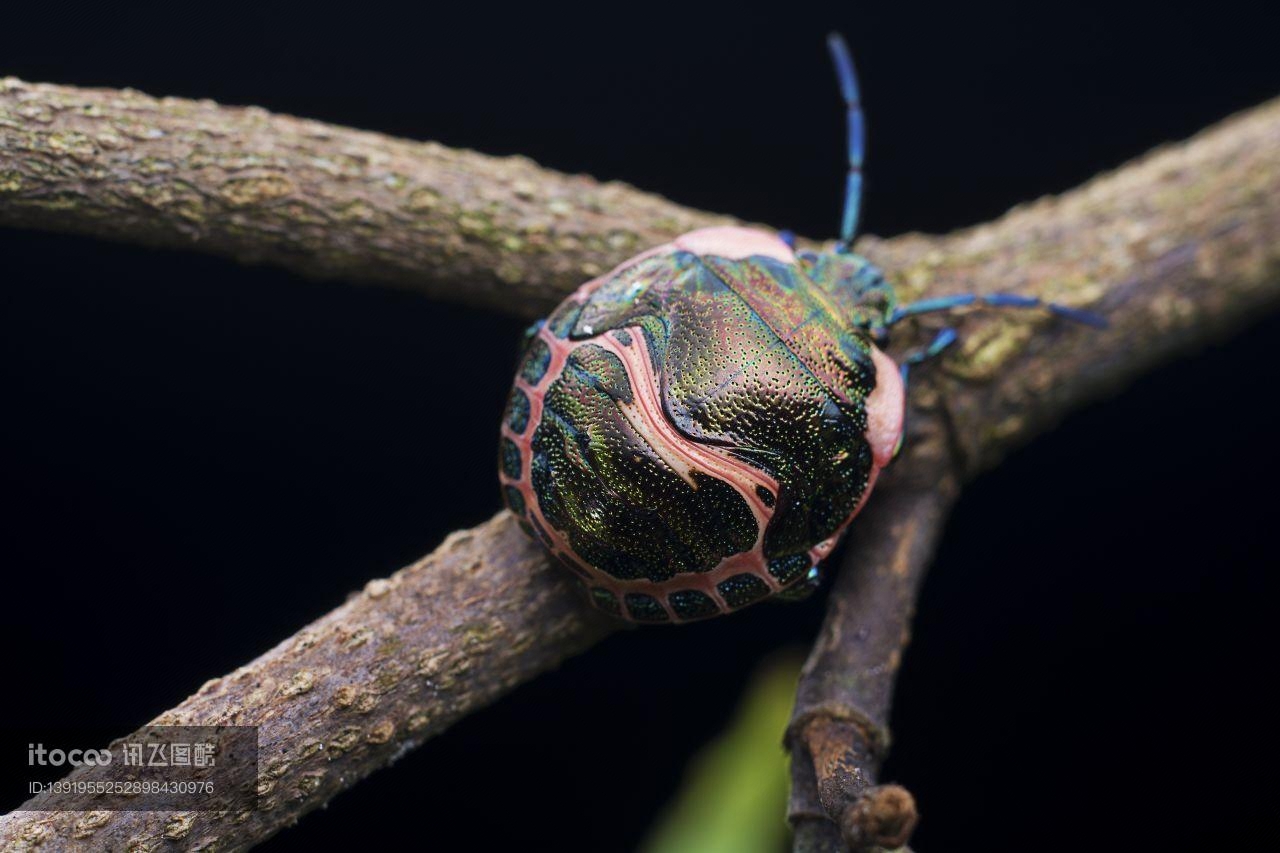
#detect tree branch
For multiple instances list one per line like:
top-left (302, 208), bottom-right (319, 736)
top-left (1, 78), bottom-right (1277, 851)
top-left (788, 98), bottom-right (1280, 849)
top-left (1, 514), bottom-right (617, 851)
top-left (0, 77), bottom-right (733, 319)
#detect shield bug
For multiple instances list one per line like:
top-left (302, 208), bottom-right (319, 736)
top-left (498, 35), bottom-right (1104, 623)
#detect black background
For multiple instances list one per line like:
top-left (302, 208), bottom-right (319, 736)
top-left (3, 2), bottom-right (1278, 851)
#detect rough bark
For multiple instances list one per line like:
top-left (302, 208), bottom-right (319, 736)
top-left (0, 77), bottom-right (734, 319)
top-left (0, 77), bottom-right (1277, 852)
top-left (788, 98), bottom-right (1280, 850)
top-left (1, 515), bottom-right (616, 852)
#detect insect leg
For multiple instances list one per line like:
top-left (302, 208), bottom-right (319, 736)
top-left (516, 319), bottom-right (546, 360)
top-left (888, 292), bottom-right (1106, 328)
top-left (891, 327), bottom-right (958, 460)
top-left (828, 33), bottom-right (865, 253)
top-left (899, 327), bottom-right (958, 389)
top-left (772, 566), bottom-right (823, 602)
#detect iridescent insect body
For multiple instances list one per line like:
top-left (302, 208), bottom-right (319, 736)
top-left (499, 35), bottom-right (1103, 623)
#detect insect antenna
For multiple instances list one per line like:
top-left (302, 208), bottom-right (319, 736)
top-left (827, 33), bottom-right (865, 253)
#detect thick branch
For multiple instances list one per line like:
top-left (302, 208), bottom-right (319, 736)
top-left (1, 515), bottom-right (615, 851)
top-left (0, 80), bottom-right (1277, 852)
top-left (0, 77), bottom-right (733, 318)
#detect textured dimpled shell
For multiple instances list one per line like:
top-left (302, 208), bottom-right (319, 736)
top-left (500, 227), bottom-right (904, 623)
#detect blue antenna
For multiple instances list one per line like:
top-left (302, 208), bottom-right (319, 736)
top-left (827, 33), bottom-right (865, 253)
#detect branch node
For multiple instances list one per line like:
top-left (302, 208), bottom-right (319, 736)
top-left (840, 784), bottom-right (918, 852)
top-left (799, 716), bottom-right (919, 850)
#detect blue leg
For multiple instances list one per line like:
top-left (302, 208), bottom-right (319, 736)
top-left (890, 327), bottom-right (958, 460)
top-left (899, 327), bottom-right (958, 390)
top-left (520, 319), bottom-right (545, 349)
top-left (778, 229), bottom-right (797, 250)
top-left (522, 319), bottom-right (545, 338)
top-left (827, 33), bottom-right (865, 253)
top-left (772, 565), bottom-right (823, 602)
top-left (889, 292), bottom-right (1107, 329)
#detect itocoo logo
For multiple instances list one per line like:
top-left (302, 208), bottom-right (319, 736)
top-left (28, 743), bottom-right (112, 767)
